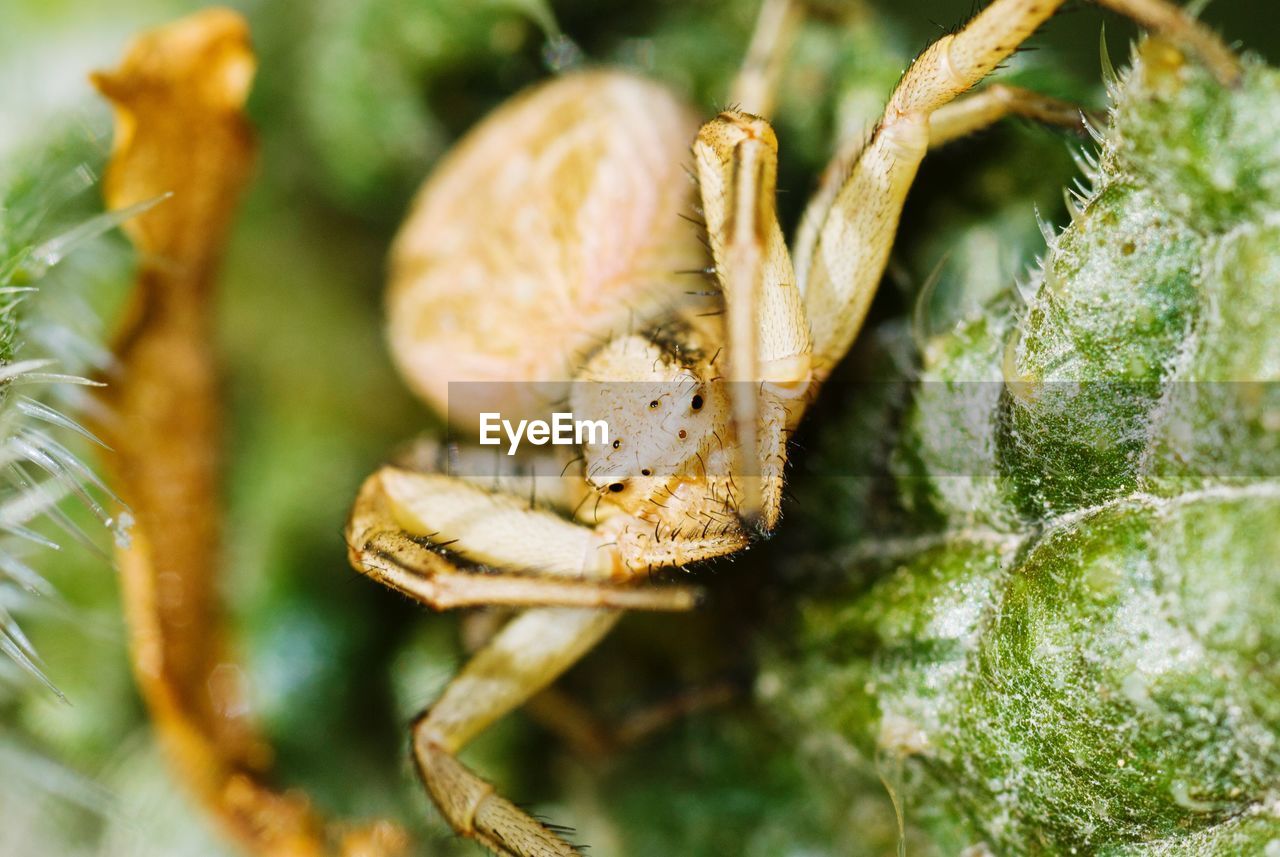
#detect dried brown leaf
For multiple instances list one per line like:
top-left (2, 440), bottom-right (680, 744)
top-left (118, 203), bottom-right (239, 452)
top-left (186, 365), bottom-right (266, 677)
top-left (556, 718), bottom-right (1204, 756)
top-left (91, 10), bottom-right (403, 856)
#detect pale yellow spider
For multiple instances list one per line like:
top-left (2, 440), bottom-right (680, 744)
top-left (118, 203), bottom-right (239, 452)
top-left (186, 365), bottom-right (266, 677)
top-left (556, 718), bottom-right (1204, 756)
top-left (345, 1), bottom-right (1236, 854)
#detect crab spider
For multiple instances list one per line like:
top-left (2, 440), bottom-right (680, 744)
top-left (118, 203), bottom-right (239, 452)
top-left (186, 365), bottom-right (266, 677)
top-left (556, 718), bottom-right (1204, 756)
top-left (346, 1), bottom-right (1237, 854)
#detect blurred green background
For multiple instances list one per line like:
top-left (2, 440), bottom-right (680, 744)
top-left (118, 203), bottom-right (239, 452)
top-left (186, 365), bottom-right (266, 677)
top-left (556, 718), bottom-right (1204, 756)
top-left (0, 1), bottom-right (1273, 855)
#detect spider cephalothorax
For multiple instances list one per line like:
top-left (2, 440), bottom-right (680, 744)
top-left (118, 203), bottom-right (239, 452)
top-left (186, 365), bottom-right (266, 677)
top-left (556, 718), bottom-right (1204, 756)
top-left (572, 330), bottom-right (734, 499)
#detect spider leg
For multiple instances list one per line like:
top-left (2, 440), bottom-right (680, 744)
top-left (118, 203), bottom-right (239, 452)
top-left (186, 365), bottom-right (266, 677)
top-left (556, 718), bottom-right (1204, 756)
top-left (795, 0), bottom-right (1238, 379)
top-left (347, 468), bottom-right (701, 611)
top-left (1097, 0), bottom-right (1239, 87)
top-left (456, 610), bottom-right (740, 759)
top-left (693, 113), bottom-right (811, 529)
top-left (600, 502), bottom-right (751, 569)
top-left (696, 0), bottom-right (807, 529)
top-left (729, 0), bottom-right (803, 117)
top-left (927, 83), bottom-right (1091, 147)
top-left (794, 83), bottom-right (1093, 276)
top-left (523, 677), bottom-right (741, 759)
top-left (413, 607), bottom-right (620, 857)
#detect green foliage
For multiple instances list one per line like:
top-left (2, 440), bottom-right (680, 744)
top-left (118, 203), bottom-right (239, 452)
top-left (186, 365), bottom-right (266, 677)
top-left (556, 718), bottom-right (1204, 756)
top-left (0, 132), bottom-right (131, 695)
top-left (764, 44), bottom-right (1280, 855)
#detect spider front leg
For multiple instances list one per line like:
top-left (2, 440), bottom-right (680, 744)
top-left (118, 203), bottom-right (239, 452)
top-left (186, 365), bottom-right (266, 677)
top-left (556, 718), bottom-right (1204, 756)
top-left (348, 467), bottom-right (703, 611)
top-left (693, 113), bottom-right (811, 530)
top-left (797, 0), bottom-right (1240, 377)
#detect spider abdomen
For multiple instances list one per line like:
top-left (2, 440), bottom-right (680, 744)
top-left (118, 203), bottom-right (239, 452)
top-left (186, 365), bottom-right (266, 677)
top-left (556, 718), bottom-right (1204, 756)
top-left (388, 70), bottom-right (707, 429)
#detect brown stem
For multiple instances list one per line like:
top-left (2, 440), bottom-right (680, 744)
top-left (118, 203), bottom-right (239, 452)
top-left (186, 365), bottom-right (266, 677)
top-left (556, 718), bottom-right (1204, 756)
top-left (89, 10), bottom-right (403, 856)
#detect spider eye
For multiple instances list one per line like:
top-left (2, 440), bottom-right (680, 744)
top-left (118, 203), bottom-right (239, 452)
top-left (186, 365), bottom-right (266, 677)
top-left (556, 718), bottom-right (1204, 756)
top-left (691, 394), bottom-right (704, 411)
top-left (649, 400), bottom-right (660, 409)
top-left (608, 482), bottom-right (625, 493)
top-left (641, 469), bottom-right (651, 477)
top-left (612, 439), bottom-right (621, 449)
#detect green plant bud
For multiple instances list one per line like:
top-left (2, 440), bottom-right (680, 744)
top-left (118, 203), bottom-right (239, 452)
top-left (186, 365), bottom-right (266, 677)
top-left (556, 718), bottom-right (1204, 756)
top-left (895, 298), bottom-right (1024, 530)
top-left (765, 42), bottom-right (1280, 856)
top-left (1000, 182), bottom-right (1203, 517)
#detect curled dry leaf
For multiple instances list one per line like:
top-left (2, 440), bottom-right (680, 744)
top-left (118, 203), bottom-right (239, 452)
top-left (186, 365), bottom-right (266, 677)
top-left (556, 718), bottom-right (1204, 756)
top-left (91, 9), bottom-right (404, 856)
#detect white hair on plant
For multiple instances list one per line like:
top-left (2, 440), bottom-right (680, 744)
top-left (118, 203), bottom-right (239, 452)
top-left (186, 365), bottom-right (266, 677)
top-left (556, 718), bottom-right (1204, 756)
top-left (0, 127), bottom-right (144, 697)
